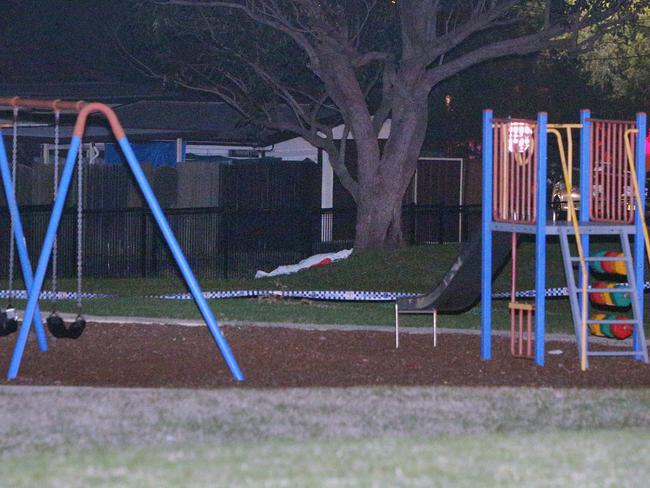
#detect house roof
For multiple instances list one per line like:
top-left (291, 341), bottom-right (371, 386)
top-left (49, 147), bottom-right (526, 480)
top-left (110, 100), bottom-right (280, 145)
top-left (1, 99), bottom-right (307, 146)
top-left (0, 84), bottom-right (341, 146)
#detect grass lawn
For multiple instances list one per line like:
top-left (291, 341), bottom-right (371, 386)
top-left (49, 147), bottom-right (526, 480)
top-left (3, 385), bottom-right (650, 487)
top-left (5, 431), bottom-right (650, 487)
top-left (2, 238), bottom-right (640, 332)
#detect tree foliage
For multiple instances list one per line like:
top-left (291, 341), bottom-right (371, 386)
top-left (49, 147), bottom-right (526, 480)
top-left (127, 0), bottom-right (647, 250)
top-left (579, 7), bottom-right (650, 104)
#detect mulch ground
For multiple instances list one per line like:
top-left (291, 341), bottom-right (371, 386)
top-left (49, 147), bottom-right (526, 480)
top-left (1, 323), bottom-right (649, 389)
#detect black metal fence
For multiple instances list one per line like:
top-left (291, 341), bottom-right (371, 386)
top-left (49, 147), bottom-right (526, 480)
top-left (0, 204), bottom-right (481, 280)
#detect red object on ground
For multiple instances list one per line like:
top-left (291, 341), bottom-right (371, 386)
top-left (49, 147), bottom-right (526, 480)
top-left (311, 258), bottom-right (332, 268)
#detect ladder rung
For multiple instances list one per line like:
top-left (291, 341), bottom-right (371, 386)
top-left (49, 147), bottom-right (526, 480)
top-left (587, 351), bottom-right (641, 357)
top-left (587, 319), bottom-right (640, 324)
top-left (570, 257), bottom-right (630, 262)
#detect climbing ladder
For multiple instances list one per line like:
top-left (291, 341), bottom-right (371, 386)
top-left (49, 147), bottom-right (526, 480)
top-left (558, 225), bottom-right (649, 367)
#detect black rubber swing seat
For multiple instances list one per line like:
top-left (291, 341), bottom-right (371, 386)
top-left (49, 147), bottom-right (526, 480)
top-left (0, 311), bottom-right (18, 337)
top-left (46, 313), bottom-right (86, 339)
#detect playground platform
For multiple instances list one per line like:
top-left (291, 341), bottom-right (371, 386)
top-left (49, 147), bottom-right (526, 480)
top-left (491, 221), bottom-right (637, 235)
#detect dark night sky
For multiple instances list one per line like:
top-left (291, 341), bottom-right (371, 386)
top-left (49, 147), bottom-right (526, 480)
top-left (0, 0), bottom-right (632, 138)
top-left (0, 0), bottom-right (140, 83)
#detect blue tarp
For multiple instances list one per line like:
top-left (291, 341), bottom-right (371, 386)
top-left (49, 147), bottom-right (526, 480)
top-left (104, 141), bottom-right (185, 167)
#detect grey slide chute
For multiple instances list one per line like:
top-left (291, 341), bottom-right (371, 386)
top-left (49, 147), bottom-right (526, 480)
top-left (397, 232), bottom-right (512, 313)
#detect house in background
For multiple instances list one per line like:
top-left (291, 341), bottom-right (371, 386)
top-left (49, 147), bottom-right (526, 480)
top-left (0, 83), bottom-right (481, 243)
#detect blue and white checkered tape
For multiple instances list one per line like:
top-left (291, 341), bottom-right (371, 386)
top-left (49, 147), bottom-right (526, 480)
top-left (0, 281), bottom-right (648, 302)
top-left (0, 290), bottom-right (112, 300)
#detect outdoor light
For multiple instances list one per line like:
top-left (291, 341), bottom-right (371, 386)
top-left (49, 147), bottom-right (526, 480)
top-left (507, 121), bottom-right (533, 153)
top-left (444, 94), bottom-right (452, 111)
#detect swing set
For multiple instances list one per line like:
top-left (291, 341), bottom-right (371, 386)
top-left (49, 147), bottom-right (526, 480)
top-left (0, 97), bottom-right (244, 381)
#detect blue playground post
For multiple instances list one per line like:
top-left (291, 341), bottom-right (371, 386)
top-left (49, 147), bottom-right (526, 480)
top-left (578, 110), bottom-right (591, 266)
top-left (634, 112), bottom-right (647, 360)
top-left (578, 110), bottom-right (591, 356)
top-left (8, 124), bottom-right (244, 381)
top-left (481, 109), bottom-right (493, 360)
top-left (534, 112), bottom-right (548, 366)
top-left (0, 131), bottom-right (47, 351)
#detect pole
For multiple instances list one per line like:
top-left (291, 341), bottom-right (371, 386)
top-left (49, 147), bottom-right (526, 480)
top-left (534, 112), bottom-right (548, 366)
top-left (458, 158), bottom-right (465, 242)
top-left (579, 110), bottom-right (591, 358)
top-left (118, 138), bottom-right (243, 380)
top-left (7, 137), bottom-right (80, 379)
top-left (634, 112), bottom-right (647, 360)
top-left (481, 109), bottom-right (493, 360)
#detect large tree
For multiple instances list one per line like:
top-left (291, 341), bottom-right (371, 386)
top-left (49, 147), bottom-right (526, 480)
top-left (134, 0), bottom-right (644, 251)
top-left (579, 6), bottom-right (650, 106)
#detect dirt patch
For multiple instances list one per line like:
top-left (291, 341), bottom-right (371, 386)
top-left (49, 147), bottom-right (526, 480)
top-left (0, 323), bottom-right (649, 388)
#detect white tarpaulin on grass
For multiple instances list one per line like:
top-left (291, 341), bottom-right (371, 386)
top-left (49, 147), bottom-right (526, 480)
top-left (255, 249), bottom-right (353, 278)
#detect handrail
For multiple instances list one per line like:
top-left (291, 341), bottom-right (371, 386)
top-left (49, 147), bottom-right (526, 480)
top-left (548, 128), bottom-right (589, 371)
top-left (623, 129), bottom-right (650, 266)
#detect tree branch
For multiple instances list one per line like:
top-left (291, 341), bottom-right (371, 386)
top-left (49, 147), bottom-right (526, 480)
top-left (424, 23), bottom-right (564, 87)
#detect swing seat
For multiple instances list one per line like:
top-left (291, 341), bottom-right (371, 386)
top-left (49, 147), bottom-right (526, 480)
top-left (47, 312), bottom-right (86, 339)
top-left (68, 315), bottom-right (86, 339)
top-left (0, 311), bottom-right (17, 336)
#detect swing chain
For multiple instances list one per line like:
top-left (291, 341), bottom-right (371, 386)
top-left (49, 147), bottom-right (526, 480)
top-left (51, 110), bottom-right (60, 309)
top-left (8, 107), bottom-right (18, 307)
top-left (76, 144), bottom-right (83, 311)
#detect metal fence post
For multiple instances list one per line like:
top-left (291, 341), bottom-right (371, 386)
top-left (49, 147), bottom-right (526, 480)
top-left (437, 204), bottom-right (445, 244)
top-left (222, 208), bottom-right (229, 279)
top-left (410, 203), bottom-right (417, 245)
top-left (140, 207), bottom-right (147, 277)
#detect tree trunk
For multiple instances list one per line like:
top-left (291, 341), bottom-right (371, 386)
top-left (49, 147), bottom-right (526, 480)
top-left (351, 88), bottom-right (429, 253)
top-left (354, 189), bottom-right (404, 251)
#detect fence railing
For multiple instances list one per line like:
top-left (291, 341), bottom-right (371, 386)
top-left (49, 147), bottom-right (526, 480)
top-left (0, 204), bottom-right (481, 280)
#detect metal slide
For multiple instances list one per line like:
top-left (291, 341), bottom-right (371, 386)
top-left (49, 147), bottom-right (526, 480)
top-left (397, 232), bottom-right (512, 313)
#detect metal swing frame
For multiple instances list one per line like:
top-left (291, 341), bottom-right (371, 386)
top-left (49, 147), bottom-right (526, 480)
top-left (0, 98), bottom-right (244, 381)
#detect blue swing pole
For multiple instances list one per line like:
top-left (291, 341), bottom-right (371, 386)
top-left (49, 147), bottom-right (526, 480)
top-left (6, 136), bottom-right (80, 379)
top-left (0, 131), bottom-right (47, 351)
top-left (8, 103), bottom-right (244, 382)
top-left (118, 138), bottom-right (244, 380)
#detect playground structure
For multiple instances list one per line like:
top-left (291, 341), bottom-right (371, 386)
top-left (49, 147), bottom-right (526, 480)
top-left (0, 97), bottom-right (244, 381)
top-left (481, 109), bottom-right (649, 370)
